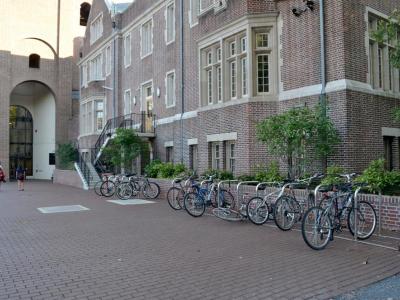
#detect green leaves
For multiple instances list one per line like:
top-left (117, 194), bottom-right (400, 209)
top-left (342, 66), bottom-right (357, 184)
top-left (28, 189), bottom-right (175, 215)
top-left (56, 143), bottom-right (77, 170)
top-left (102, 128), bottom-right (146, 169)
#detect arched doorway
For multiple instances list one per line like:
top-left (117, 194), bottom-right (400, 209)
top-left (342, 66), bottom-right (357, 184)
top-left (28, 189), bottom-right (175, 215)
top-left (9, 81), bottom-right (56, 180)
top-left (9, 106), bottom-right (33, 179)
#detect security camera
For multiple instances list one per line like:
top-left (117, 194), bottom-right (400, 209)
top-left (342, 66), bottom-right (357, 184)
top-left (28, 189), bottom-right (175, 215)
top-left (304, 0), bottom-right (315, 10)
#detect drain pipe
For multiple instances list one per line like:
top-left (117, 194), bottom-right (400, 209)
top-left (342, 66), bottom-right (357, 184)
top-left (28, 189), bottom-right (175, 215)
top-left (179, 0), bottom-right (185, 164)
top-left (319, 0), bottom-right (326, 114)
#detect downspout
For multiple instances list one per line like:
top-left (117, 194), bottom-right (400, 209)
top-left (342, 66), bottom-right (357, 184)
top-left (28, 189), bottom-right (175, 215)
top-left (112, 10), bottom-right (117, 119)
top-left (319, 0), bottom-right (326, 114)
top-left (179, 0), bottom-right (185, 164)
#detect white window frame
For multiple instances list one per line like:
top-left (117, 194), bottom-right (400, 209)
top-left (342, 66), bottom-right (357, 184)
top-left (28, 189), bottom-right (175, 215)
top-left (189, 0), bottom-right (200, 27)
top-left (81, 64), bottom-right (88, 87)
top-left (226, 141), bottom-right (236, 173)
top-left (95, 100), bottom-right (104, 132)
top-left (212, 142), bottom-right (221, 170)
top-left (241, 57), bottom-right (248, 96)
top-left (124, 33), bottom-right (131, 68)
top-left (217, 65), bottom-right (222, 102)
top-left (141, 19), bottom-right (153, 59)
top-left (124, 89), bottom-right (132, 115)
top-left (89, 53), bottom-right (103, 82)
top-left (165, 1), bottom-right (175, 45)
top-left (90, 13), bottom-right (103, 45)
top-left (230, 60), bottom-right (237, 99)
top-left (241, 36), bottom-right (247, 53)
top-left (165, 70), bottom-right (176, 108)
top-left (256, 53), bottom-right (270, 95)
top-left (105, 45), bottom-right (111, 76)
top-left (207, 69), bottom-right (213, 104)
top-left (229, 41), bottom-right (236, 57)
top-left (255, 32), bottom-right (269, 49)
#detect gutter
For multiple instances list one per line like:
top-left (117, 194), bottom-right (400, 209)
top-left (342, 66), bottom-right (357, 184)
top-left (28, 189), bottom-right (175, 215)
top-left (179, 0), bottom-right (185, 164)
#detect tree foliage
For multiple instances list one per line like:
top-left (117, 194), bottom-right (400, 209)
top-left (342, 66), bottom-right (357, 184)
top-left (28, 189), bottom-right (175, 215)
top-left (256, 106), bottom-right (340, 179)
top-left (102, 128), bottom-right (146, 170)
top-left (56, 143), bottom-right (77, 170)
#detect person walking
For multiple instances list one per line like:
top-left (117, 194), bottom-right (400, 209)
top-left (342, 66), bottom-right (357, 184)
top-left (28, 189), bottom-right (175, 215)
top-left (0, 164), bottom-right (6, 191)
top-left (16, 166), bottom-right (25, 191)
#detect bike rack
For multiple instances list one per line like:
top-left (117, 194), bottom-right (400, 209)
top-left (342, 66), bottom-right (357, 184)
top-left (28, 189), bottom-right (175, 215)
top-left (255, 182), bottom-right (280, 197)
top-left (236, 181), bottom-right (259, 208)
top-left (217, 180), bottom-right (239, 209)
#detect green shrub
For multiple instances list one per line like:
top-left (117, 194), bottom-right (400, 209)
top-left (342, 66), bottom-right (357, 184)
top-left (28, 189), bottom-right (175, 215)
top-left (255, 161), bottom-right (283, 182)
top-left (321, 165), bottom-right (345, 186)
top-left (219, 170), bottom-right (234, 180)
top-left (202, 169), bottom-right (220, 179)
top-left (173, 163), bottom-right (186, 176)
top-left (144, 159), bottom-right (162, 178)
top-left (237, 174), bottom-right (257, 181)
top-left (158, 162), bottom-right (176, 178)
top-left (356, 159), bottom-right (390, 194)
top-left (56, 143), bottom-right (77, 170)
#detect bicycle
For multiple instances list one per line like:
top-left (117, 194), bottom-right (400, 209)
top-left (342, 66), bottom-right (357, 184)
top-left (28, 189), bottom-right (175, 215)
top-left (94, 174), bottom-right (111, 196)
top-left (273, 174), bottom-right (324, 231)
top-left (302, 181), bottom-right (377, 250)
top-left (183, 176), bottom-right (234, 218)
top-left (100, 174), bottom-right (122, 197)
top-left (167, 175), bottom-right (198, 210)
top-left (128, 175), bottom-right (160, 199)
top-left (246, 182), bottom-right (282, 225)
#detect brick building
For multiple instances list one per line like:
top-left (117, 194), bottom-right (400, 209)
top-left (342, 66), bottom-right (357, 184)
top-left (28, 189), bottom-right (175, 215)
top-left (78, 0), bottom-right (400, 178)
top-left (0, 0), bottom-right (90, 179)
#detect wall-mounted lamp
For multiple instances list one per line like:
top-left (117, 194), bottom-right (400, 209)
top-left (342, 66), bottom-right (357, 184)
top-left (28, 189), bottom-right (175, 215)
top-left (292, 0), bottom-right (314, 17)
top-left (156, 87), bottom-right (161, 98)
top-left (133, 96), bottom-right (137, 105)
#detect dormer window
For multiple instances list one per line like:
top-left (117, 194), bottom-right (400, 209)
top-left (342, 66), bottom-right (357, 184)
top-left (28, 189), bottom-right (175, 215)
top-left (29, 54), bottom-right (40, 68)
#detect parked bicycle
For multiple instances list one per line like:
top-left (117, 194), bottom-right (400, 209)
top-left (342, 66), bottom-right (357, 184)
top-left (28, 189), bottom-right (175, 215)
top-left (302, 180), bottom-right (377, 250)
top-left (167, 175), bottom-right (198, 210)
top-left (183, 176), bottom-right (234, 217)
top-left (273, 174), bottom-right (324, 231)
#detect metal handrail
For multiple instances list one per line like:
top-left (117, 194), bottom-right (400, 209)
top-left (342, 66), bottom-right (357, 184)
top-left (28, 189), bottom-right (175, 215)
top-left (255, 182), bottom-right (280, 197)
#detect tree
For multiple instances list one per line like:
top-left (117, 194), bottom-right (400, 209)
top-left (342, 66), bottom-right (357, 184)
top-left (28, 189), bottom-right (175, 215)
top-left (56, 143), bottom-right (78, 170)
top-left (256, 106), bottom-right (340, 179)
top-left (102, 128), bottom-right (146, 172)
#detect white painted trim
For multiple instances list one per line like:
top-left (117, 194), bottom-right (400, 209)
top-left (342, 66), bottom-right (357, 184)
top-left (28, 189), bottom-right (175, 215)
top-left (155, 110), bottom-right (198, 126)
top-left (74, 163), bottom-right (89, 190)
top-left (140, 18), bottom-right (154, 59)
top-left (187, 138), bottom-right (198, 145)
top-left (165, 69), bottom-right (176, 108)
top-left (382, 127), bottom-right (400, 137)
top-left (123, 32), bottom-right (131, 68)
top-left (164, 141), bottom-right (174, 147)
top-left (165, 1), bottom-right (176, 45)
top-left (90, 12), bottom-right (104, 45)
top-left (207, 132), bottom-right (237, 142)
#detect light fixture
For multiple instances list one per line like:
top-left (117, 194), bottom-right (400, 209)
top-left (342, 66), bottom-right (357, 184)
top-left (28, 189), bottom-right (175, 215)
top-left (133, 96), bottom-right (137, 105)
top-left (156, 87), bottom-right (161, 98)
top-left (292, 0), bottom-right (314, 17)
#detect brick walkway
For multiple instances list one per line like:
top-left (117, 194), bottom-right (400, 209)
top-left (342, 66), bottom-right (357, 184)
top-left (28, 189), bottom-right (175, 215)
top-left (0, 181), bottom-right (399, 300)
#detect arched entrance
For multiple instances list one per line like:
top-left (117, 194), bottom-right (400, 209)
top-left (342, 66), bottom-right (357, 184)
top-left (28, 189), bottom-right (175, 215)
top-left (9, 106), bottom-right (33, 179)
top-left (9, 81), bottom-right (56, 180)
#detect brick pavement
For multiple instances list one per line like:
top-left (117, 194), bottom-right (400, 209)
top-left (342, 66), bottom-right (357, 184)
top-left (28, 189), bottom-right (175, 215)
top-left (0, 181), bottom-right (399, 300)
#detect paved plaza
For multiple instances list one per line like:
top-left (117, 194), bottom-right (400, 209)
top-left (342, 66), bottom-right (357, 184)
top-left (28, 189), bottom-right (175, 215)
top-left (0, 181), bottom-right (399, 300)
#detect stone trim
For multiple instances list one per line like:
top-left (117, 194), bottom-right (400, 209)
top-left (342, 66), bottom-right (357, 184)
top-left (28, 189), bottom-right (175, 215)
top-left (207, 132), bottom-right (237, 142)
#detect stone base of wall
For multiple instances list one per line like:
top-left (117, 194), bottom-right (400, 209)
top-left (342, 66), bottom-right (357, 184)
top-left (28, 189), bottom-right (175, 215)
top-left (150, 178), bottom-right (400, 232)
top-left (53, 169), bottom-right (83, 189)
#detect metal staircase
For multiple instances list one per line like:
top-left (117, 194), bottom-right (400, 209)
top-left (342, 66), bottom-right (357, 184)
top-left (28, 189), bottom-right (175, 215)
top-left (76, 112), bottom-right (156, 189)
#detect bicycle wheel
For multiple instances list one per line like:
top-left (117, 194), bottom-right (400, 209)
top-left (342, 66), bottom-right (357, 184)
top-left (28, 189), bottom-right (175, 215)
top-left (117, 183), bottom-right (133, 200)
top-left (94, 181), bottom-right (103, 196)
top-left (143, 182), bottom-right (160, 199)
top-left (100, 181), bottom-right (116, 197)
top-left (183, 192), bottom-right (205, 217)
top-left (213, 189), bottom-right (235, 209)
top-left (130, 181), bottom-right (140, 197)
top-left (302, 207), bottom-right (332, 250)
top-left (273, 196), bottom-right (301, 231)
top-left (167, 187), bottom-right (184, 210)
top-left (212, 207), bottom-right (242, 221)
top-left (347, 201), bottom-right (377, 240)
top-left (247, 196), bottom-right (269, 225)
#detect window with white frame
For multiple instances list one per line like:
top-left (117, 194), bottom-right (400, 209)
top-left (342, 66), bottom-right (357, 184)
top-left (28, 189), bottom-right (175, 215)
top-left (124, 33), bottom-right (131, 67)
top-left (95, 100), bottom-right (104, 131)
top-left (212, 142), bottom-right (221, 170)
top-left (166, 146), bottom-right (174, 163)
top-left (141, 19), bottom-right (153, 57)
top-left (166, 71), bottom-right (176, 107)
top-left (189, 0), bottom-right (200, 27)
top-left (241, 57), bottom-right (248, 96)
top-left (166, 2), bottom-right (175, 44)
top-left (254, 28), bottom-right (271, 95)
top-left (89, 54), bottom-right (102, 81)
top-left (217, 65), bottom-right (222, 102)
top-left (229, 41), bottom-right (236, 57)
top-left (368, 14), bottom-right (400, 93)
top-left (217, 47), bottom-right (222, 61)
top-left (226, 141), bottom-right (236, 173)
top-left (105, 45), bottom-right (111, 76)
top-left (87, 102), bottom-right (92, 134)
top-left (207, 69), bottom-right (213, 104)
top-left (90, 13), bottom-right (103, 44)
top-left (81, 64), bottom-right (88, 87)
top-left (241, 37), bottom-right (247, 53)
top-left (124, 89), bottom-right (131, 115)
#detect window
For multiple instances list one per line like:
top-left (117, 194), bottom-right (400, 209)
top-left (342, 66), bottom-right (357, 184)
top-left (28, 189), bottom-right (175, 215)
top-left (166, 71), bottom-right (176, 107)
top-left (87, 102), bottom-right (92, 133)
top-left (207, 69), bottom-right (213, 104)
top-left (230, 61), bottom-right (236, 98)
top-left (81, 64), bottom-right (88, 87)
top-left (241, 57), bottom-right (248, 96)
top-left (207, 51), bottom-right (212, 65)
top-left (378, 46), bottom-right (383, 89)
top-left (189, 0), bottom-right (200, 27)
top-left (49, 153), bottom-right (56, 165)
top-left (105, 45), bottom-right (111, 76)
top-left (89, 54), bottom-right (102, 81)
top-left (257, 54), bottom-right (269, 94)
top-left (226, 141), bottom-right (236, 173)
top-left (124, 89), bottom-right (131, 115)
top-left (90, 13), bottom-right (103, 44)
top-left (217, 66), bottom-right (222, 102)
top-left (166, 146), bottom-right (174, 163)
top-left (217, 47), bottom-right (222, 61)
top-left (166, 2), bottom-right (175, 44)
top-left (384, 136), bottom-right (394, 170)
top-left (141, 20), bottom-right (153, 57)
top-left (189, 145), bottom-right (198, 171)
top-left (124, 33), bottom-right (131, 67)
top-left (241, 37), bottom-right (247, 52)
top-left (256, 32), bottom-right (268, 48)
top-left (95, 100), bottom-right (104, 131)
top-left (212, 143), bottom-right (221, 170)
top-left (229, 41), bottom-right (236, 57)
top-left (29, 54), bottom-right (40, 68)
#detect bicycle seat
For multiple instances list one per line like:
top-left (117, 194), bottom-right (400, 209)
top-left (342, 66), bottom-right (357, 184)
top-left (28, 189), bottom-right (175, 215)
top-left (126, 173), bottom-right (136, 177)
top-left (174, 179), bottom-right (182, 184)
